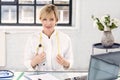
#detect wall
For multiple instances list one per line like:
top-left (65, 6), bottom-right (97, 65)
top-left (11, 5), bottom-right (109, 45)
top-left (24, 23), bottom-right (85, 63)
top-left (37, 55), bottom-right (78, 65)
top-left (0, 32), bottom-right (6, 67)
top-left (1, 0), bottom-right (120, 71)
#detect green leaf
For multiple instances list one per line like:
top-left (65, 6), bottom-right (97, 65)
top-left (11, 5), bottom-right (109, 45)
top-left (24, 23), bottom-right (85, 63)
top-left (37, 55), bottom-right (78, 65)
top-left (110, 23), bottom-right (118, 29)
top-left (105, 16), bottom-right (110, 23)
top-left (97, 22), bottom-right (104, 31)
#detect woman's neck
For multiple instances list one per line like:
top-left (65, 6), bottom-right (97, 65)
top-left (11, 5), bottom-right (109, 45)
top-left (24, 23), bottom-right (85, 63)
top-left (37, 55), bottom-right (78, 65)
top-left (42, 29), bottom-right (55, 38)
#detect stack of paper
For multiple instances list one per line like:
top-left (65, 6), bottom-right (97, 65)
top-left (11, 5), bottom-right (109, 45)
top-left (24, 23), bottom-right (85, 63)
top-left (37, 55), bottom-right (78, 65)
top-left (24, 73), bottom-right (59, 80)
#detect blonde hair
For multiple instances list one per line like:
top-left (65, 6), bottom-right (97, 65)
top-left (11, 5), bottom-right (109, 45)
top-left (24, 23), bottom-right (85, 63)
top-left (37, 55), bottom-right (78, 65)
top-left (39, 4), bottom-right (59, 22)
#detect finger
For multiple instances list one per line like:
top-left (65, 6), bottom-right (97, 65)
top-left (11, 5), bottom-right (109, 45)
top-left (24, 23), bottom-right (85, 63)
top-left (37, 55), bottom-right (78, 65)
top-left (57, 55), bottom-right (63, 61)
top-left (56, 56), bottom-right (62, 62)
top-left (57, 54), bottom-right (62, 58)
top-left (35, 53), bottom-right (38, 56)
top-left (56, 58), bottom-right (63, 65)
top-left (39, 53), bottom-right (45, 57)
top-left (56, 57), bottom-right (65, 66)
top-left (41, 53), bottom-right (46, 60)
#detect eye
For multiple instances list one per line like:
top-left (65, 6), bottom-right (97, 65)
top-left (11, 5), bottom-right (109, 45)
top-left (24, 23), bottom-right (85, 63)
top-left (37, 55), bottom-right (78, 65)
top-left (50, 18), bottom-right (54, 21)
top-left (43, 18), bottom-right (47, 21)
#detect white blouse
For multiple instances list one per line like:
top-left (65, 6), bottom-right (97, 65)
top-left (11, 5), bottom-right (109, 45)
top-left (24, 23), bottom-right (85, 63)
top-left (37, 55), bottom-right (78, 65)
top-left (24, 30), bottom-right (73, 71)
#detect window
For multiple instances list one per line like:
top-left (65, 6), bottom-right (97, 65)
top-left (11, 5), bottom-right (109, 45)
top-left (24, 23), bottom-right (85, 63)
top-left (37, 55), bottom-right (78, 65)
top-left (0, 0), bottom-right (72, 26)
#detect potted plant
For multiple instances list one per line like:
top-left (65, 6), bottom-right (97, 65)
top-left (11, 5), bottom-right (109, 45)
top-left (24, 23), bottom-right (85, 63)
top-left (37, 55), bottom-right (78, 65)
top-left (91, 14), bottom-right (120, 47)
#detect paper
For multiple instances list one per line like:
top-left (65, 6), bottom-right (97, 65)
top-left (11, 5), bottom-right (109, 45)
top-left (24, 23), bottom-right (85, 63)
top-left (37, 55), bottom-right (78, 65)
top-left (24, 73), bottom-right (60, 80)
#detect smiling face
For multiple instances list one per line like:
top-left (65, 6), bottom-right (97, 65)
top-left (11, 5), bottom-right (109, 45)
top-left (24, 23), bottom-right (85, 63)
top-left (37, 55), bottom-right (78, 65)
top-left (40, 11), bottom-right (57, 33)
top-left (39, 4), bottom-right (59, 36)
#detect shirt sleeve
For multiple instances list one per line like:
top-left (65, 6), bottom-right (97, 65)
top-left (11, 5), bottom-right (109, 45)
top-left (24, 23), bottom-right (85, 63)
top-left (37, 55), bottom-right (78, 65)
top-left (24, 36), bottom-right (36, 71)
top-left (63, 36), bottom-right (73, 70)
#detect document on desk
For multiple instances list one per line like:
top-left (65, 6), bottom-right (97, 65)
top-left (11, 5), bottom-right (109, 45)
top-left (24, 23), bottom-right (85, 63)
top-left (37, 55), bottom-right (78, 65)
top-left (24, 73), bottom-right (59, 80)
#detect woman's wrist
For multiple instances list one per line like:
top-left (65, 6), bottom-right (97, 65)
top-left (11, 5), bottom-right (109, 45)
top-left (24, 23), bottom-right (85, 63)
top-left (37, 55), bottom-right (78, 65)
top-left (63, 62), bottom-right (70, 69)
top-left (31, 57), bottom-right (38, 69)
top-left (31, 61), bottom-right (36, 69)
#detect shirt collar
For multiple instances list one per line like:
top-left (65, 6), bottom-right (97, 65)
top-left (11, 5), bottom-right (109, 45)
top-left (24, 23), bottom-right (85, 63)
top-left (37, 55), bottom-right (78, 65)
top-left (41, 30), bottom-right (57, 39)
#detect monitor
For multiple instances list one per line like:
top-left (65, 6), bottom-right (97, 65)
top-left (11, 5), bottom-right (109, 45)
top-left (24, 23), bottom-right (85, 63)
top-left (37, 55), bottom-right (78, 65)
top-left (88, 51), bottom-right (120, 80)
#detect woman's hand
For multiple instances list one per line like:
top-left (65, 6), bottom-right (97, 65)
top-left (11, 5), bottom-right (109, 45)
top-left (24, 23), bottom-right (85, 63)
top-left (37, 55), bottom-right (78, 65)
top-left (31, 52), bottom-right (46, 68)
top-left (56, 54), bottom-right (70, 69)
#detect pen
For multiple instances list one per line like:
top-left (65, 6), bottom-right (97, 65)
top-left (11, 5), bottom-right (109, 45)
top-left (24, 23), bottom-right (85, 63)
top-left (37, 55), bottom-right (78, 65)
top-left (17, 72), bottom-right (24, 80)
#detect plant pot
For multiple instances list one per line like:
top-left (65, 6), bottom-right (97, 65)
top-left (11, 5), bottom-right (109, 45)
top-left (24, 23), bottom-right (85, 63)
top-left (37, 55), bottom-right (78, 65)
top-left (101, 31), bottom-right (114, 48)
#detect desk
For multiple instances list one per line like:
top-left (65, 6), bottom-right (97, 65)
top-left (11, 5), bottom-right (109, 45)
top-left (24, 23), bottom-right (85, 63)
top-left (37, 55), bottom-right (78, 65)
top-left (12, 71), bottom-right (120, 80)
top-left (92, 43), bottom-right (120, 55)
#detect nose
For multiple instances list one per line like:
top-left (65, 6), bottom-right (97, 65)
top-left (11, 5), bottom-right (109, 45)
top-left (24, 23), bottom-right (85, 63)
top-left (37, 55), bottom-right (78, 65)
top-left (47, 20), bottom-right (51, 25)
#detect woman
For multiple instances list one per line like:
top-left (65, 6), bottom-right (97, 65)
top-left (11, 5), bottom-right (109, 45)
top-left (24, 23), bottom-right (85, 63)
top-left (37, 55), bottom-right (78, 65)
top-left (24, 4), bottom-right (73, 71)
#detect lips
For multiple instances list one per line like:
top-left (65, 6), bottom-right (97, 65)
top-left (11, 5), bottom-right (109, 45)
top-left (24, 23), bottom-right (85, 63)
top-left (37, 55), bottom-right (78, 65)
top-left (45, 26), bottom-right (52, 29)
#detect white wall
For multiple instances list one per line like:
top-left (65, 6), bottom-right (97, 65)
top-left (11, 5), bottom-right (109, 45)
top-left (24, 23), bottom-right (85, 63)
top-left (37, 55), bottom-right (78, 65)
top-left (1, 0), bottom-right (120, 71)
top-left (0, 32), bottom-right (6, 67)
